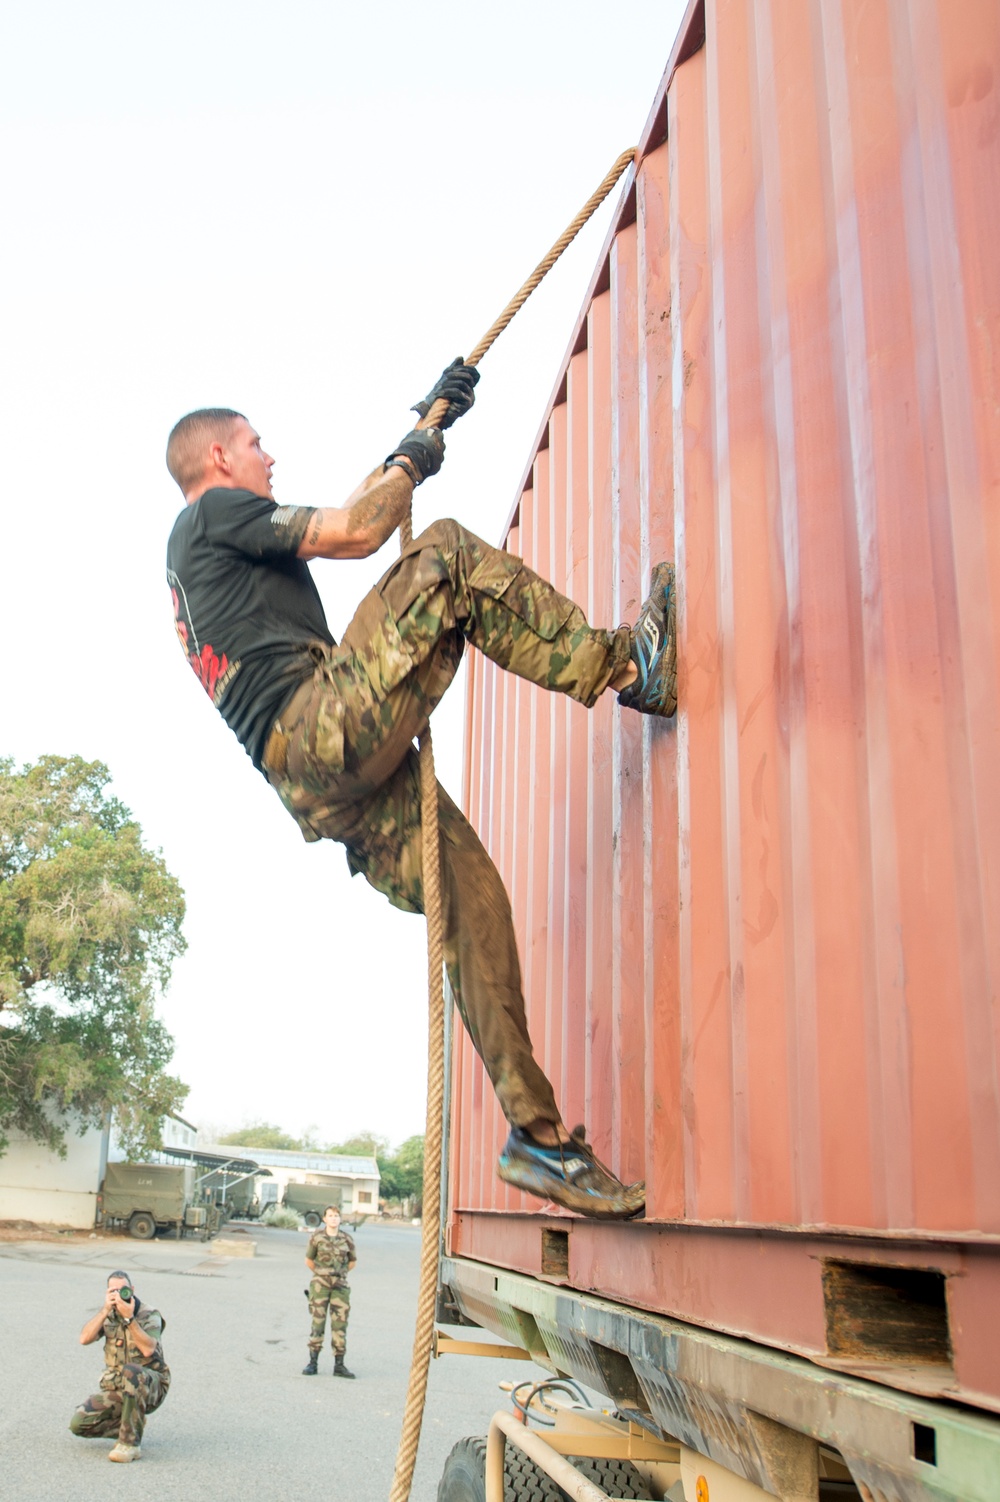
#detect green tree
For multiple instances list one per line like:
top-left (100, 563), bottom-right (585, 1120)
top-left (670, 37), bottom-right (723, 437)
top-left (219, 1122), bottom-right (311, 1151)
top-left (325, 1129), bottom-right (389, 1158)
top-left (377, 1134), bottom-right (424, 1204)
top-left (0, 755), bottom-right (188, 1157)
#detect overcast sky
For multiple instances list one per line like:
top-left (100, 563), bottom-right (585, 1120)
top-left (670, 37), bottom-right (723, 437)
top-left (0, 1), bottom-right (688, 1149)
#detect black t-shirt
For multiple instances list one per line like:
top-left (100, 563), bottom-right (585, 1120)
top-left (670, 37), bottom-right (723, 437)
top-left (167, 488), bottom-right (333, 769)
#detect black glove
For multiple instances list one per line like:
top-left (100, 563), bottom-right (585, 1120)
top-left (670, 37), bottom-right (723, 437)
top-left (384, 427), bottom-right (445, 484)
top-left (410, 357), bottom-right (480, 429)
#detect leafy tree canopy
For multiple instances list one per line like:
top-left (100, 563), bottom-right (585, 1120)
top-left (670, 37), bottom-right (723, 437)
top-left (325, 1130), bottom-right (389, 1158)
top-left (377, 1134), bottom-right (424, 1203)
top-left (218, 1121), bottom-right (315, 1151)
top-left (0, 755), bottom-right (188, 1158)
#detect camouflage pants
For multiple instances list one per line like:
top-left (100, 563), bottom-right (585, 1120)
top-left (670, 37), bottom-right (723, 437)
top-left (266, 521), bottom-right (631, 1129)
top-left (308, 1279), bottom-right (351, 1355)
top-left (69, 1364), bottom-right (168, 1447)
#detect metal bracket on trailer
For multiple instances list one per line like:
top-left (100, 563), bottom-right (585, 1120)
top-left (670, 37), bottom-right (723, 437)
top-left (433, 1328), bottom-right (533, 1361)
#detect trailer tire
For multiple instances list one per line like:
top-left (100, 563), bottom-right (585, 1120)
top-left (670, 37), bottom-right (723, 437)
top-left (438, 1436), bottom-right (561, 1500)
top-left (437, 1437), bottom-right (653, 1501)
top-left (565, 1458), bottom-right (653, 1498)
top-left (303, 1211), bottom-right (322, 1229)
top-left (128, 1212), bottom-right (156, 1240)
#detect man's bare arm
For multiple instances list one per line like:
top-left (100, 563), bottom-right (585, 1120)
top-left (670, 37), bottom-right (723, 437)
top-left (125, 1319), bottom-right (157, 1358)
top-left (80, 1300), bottom-right (112, 1345)
top-left (297, 464), bottom-right (416, 562)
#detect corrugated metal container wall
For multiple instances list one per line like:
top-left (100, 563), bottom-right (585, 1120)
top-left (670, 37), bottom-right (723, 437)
top-left (451, 0), bottom-right (1000, 1256)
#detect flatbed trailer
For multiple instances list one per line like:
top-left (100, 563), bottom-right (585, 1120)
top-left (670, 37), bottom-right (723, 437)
top-left (435, 2), bottom-right (1000, 1498)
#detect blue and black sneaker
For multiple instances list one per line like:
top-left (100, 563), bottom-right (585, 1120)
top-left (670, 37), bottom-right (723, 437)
top-left (618, 561), bottom-right (677, 718)
top-left (497, 1125), bottom-right (645, 1219)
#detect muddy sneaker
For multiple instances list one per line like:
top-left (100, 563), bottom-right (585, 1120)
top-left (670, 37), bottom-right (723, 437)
top-left (497, 1125), bottom-right (645, 1219)
top-left (618, 561), bottom-right (677, 717)
top-left (108, 1443), bottom-right (141, 1463)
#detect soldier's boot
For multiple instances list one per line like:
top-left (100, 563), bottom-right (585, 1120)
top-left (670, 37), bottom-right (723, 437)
top-left (302, 1351), bottom-right (319, 1375)
top-left (108, 1443), bottom-right (141, 1463)
top-left (617, 561), bottom-right (677, 718)
top-left (333, 1353), bottom-right (356, 1379)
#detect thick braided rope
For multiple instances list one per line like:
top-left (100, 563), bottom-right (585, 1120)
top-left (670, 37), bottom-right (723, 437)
top-left (387, 719), bottom-right (445, 1502)
top-left (466, 147), bottom-right (635, 367)
top-left (387, 145), bottom-right (636, 1502)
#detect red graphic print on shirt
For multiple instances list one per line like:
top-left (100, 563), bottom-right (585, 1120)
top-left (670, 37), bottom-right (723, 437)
top-left (170, 578), bottom-right (237, 706)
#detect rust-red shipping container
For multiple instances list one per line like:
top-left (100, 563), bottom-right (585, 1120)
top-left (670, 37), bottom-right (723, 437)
top-left (441, 2), bottom-right (1000, 1496)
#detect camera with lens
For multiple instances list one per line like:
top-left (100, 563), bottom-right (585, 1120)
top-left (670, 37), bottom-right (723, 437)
top-left (116, 1286), bottom-right (133, 1304)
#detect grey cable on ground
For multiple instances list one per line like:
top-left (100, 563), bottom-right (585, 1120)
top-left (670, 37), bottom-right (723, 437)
top-left (387, 145), bottom-right (636, 1502)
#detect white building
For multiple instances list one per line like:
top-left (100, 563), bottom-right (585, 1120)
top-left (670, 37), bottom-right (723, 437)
top-left (0, 1107), bottom-right (110, 1229)
top-left (197, 1142), bottom-right (379, 1216)
top-left (159, 1113), bottom-right (198, 1150)
top-left (0, 1108), bottom-right (199, 1230)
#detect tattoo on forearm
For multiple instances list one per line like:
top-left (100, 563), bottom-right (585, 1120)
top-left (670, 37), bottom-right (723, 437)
top-left (307, 510), bottom-right (323, 546)
top-left (346, 475), bottom-right (410, 540)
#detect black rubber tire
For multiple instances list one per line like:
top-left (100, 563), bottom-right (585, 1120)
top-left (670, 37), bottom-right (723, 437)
top-left (505, 1448), bottom-right (565, 1500)
top-left (437, 1437), bottom-right (488, 1501)
top-left (564, 1458), bottom-right (653, 1499)
top-left (128, 1211), bottom-right (156, 1240)
top-left (303, 1211), bottom-right (322, 1229)
top-left (437, 1437), bottom-right (653, 1501)
top-left (438, 1436), bottom-right (561, 1501)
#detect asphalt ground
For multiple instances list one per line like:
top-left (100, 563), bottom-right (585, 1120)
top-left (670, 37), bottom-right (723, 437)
top-left (0, 1221), bottom-right (552, 1500)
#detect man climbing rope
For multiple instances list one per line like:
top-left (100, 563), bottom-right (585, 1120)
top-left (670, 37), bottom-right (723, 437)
top-left (165, 363), bottom-right (676, 1218)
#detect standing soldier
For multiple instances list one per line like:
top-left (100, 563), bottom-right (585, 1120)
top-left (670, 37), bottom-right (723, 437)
top-left (70, 1270), bottom-right (170, 1463)
top-left (303, 1205), bottom-right (357, 1378)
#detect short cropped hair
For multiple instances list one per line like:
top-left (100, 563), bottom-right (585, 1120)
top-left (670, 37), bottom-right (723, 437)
top-left (107, 1269), bottom-right (131, 1284)
top-left (166, 407), bottom-right (245, 494)
top-left (324, 1206), bottom-right (340, 1216)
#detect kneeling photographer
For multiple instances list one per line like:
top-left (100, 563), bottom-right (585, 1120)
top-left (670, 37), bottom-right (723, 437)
top-left (69, 1270), bottom-right (170, 1464)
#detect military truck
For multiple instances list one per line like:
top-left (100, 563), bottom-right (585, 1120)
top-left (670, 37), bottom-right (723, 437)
top-left (199, 1165), bottom-right (260, 1221)
top-left (99, 1162), bottom-right (220, 1239)
top-left (281, 1181), bottom-right (343, 1228)
top-left (213, 1172), bottom-right (254, 1219)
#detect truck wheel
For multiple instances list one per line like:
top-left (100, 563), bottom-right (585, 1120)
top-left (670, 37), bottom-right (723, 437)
top-left (437, 1437), bottom-right (654, 1501)
top-left (303, 1211), bottom-right (322, 1229)
top-left (437, 1437), bottom-right (585, 1501)
top-left (128, 1212), bottom-right (156, 1240)
top-left (565, 1458), bottom-right (653, 1498)
top-left (438, 1436), bottom-right (557, 1501)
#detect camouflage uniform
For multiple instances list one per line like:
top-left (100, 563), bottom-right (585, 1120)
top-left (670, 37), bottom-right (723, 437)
top-left (264, 519), bottom-right (632, 1130)
top-left (306, 1226), bottom-right (356, 1356)
top-left (69, 1304), bottom-right (170, 1448)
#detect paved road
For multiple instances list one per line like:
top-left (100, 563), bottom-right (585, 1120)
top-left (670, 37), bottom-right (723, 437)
top-left (0, 1222), bottom-right (550, 1500)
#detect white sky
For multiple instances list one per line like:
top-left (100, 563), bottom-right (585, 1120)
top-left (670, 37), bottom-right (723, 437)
top-left (0, 1), bottom-right (688, 1149)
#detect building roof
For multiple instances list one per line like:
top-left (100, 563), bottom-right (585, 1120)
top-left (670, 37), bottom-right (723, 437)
top-left (197, 1143), bottom-right (380, 1180)
top-left (157, 1145), bottom-right (269, 1175)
